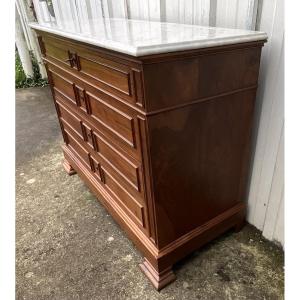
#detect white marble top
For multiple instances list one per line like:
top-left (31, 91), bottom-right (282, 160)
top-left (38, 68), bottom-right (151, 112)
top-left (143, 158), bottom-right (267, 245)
top-left (30, 18), bottom-right (267, 57)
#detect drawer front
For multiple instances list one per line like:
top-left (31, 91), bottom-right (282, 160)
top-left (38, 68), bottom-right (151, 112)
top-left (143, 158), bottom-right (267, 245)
top-left (57, 99), bottom-right (147, 230)
top-left (90, 154), bottom-right (145, 228)
top-left (43, 35), bottom-right (145, 108)
top-left (101, 166), bottom-right (146, 227)
top-left (63, 127), bottom-right (91, 169)
top-left (51, 71), bottom-right (77, 106)
top-left (87, 90), bottom-right (135, 147)
top-left (60, 107), bottom-right (143, 200)
top-left (48, 63), bottom-right (140, 161)
top-left (56, 100), bottom-right (83, 140)
top-left (92, 130), bottom-right (140, 192)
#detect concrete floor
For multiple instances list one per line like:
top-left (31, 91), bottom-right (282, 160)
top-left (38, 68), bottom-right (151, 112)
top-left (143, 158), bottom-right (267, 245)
top-left (16, 87), bottom-right (284, 300)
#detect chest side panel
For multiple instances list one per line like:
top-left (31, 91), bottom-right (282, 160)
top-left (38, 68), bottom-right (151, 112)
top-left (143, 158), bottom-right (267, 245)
top-left (144, 45), bottom-right (263, 248)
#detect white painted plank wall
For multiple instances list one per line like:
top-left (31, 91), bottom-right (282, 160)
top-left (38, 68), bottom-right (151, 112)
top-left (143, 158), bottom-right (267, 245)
top-left (33, 0), bottom-right (257, 30)
top-left (247, 0), bottom-right (284, 246)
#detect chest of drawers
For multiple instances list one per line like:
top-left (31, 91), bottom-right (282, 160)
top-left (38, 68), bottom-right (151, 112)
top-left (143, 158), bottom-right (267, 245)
top-left (34, 25), bottom-right (266, 290)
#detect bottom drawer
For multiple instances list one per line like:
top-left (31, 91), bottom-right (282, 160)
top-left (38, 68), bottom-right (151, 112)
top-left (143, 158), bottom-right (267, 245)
top-left (63, 126), bottom-right (147, 231)
top-left (64, 128), bottom-right (90, 169)
top-left (101, 166), bottom-right (145, 227)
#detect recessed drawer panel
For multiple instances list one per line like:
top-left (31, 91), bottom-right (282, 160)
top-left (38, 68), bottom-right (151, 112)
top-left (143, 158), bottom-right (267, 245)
top-left (87, 91), bottom-right (135, 148)
top-left (101, 167), bottom-right (145, 227)
top-left (51, 71), bottom-right (76, 105)
top-left (56, 97), bottom-right (143, 202)
top-left (93, 131), bottom-right (140, 192)
top-left (64, 128), bottom-right (90, 169)
top-left (62, 122), bottom-right (147, 230)
top-left (45, 42), bottom-right (70, 67)
top-left (79, 56), bottom-right (131, 95)
top-left (43, 36), bottom-right (145, 108)
top-left (56, 99), bottom-right (83, 139)
top-left (48, 63), bottom-right (139, 159)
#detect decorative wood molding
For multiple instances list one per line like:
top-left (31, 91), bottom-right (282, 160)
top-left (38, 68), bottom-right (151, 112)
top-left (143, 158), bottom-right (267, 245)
top-left (62, 158), bottom-right (76, 176)
top-left (139, 258), bottom-right (176, 291)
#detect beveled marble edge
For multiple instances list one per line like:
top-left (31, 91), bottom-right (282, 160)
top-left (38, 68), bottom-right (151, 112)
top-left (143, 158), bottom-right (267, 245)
top-left (29, 22), bottom-right (267, 57)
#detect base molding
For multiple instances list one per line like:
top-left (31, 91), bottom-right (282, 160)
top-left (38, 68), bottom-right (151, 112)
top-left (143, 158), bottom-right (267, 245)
top-left (140, 258), bottom-right (176, 291)
top-left (62, 158), bottom-right (76, 175)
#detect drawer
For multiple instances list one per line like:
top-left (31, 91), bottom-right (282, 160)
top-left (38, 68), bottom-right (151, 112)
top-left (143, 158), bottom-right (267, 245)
top-left (57, 98), bottom-right (145, 211)
top-left (48, 63), bottom-right (140, 161)
top-left (63, 126), bottom-right (91, 169)
top-left (79, 119), bottom-right (143, 200)
top-left (100, 164), bottom-right (146, 228)
top-left (86, 89), bottom-right (135, 148)
top-left (43, 35), bottom-right (145, 108)
top-left (63, 122), bottom-right (147, 230)
top-left (56, 99), bottom-right (84, 140)
top-left (92, 130), bottom-right (141, 192)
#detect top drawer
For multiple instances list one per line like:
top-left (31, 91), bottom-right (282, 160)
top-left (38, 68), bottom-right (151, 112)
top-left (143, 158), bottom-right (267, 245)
top-left (41, 35), bottom-right (145, 109)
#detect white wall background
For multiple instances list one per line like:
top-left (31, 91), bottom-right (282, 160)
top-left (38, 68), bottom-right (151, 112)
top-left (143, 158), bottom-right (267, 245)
top-left (247, 0), bottom-right (284, 247)
top-left (27, 0), bottom-right (284, 246)
top-left (32, 0), bottom-right (259, 30)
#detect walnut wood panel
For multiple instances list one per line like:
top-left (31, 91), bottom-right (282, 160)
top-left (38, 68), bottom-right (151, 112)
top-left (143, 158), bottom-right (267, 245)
top-left (143, 46), bottom-right (262, 111)
top-left (47, 62), bottom-right (141, 161)
top-left (51, 71), bottom-right (77, 106)
top-left (92, 130), bottom-right (140, 192)
top-left (101, 166), bottom-right (146, 228)
top-left (56, 99), bottom-right (83, 139)
top-left (63, 127), bottom-right (90, 169)
top-left (36, 30), bottom-right (266, 290)
top-left (147, 89), bottom-right (257, 248)
top-left (62, 120), bottom-right (147, 231)
top-left (43, 34), bottom-right (145, 108)
top-left (56, 96), bottom-right (143, 204)
top-left (86, 90), bottom-right (135, 147)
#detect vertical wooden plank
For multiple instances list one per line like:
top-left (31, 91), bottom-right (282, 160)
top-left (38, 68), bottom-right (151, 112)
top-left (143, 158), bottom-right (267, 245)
top-left (127, 0), bottom-right (149, 20)
top-left (51, 0), bottom-right (80, 32)
top-left (109, 0), bottom-right (127, 18)
top-left (89, 0), bottom-right (105, 19)
top-left (215, 0), bottom-right (231, 28)
top-left (193, 0), bottom-right (211, 26)
top-left (247, 0), bottom-right (284, 232)
top-left (68, 0), bottom-right (81, 32)
top-left (209, 0), bottom-right (217, 27)
top-left (101, 0), bottom-right (113, 39)
top-left (75, 0), bottom-right (91, 34)
top-left (149, 0), bottom-right (162, 21)
top-left (247, 0), bottom-right (259, 30)
top-left (15, 5), bottom-right (33, 77)
top-left (51, 0), bottom-right (65, 28)
top-left (216, 0), bottom-right (239, 29)
top-left (101, 0), bottom-right (111, 18)
top-left (165, 0), bottom-right (179, 23)
top-left (215, 0), bottom-right (257, 29)
top-left (247, 0), bottom-right (278, 226)
top-left (273, 193), bottom-right (284, 247)
top-left (262, 126), bottom-right (284, 241)
top-left (16, 0), bottom-right (47, 78)
top-left (181, 0), bottom-right (194, 25)
top-left (32, 0), bottom-right (52, 24)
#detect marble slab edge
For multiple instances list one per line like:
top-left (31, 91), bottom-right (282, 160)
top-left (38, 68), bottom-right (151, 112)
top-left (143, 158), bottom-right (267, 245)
top-left (29, 22), bottom-right (267, 57)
